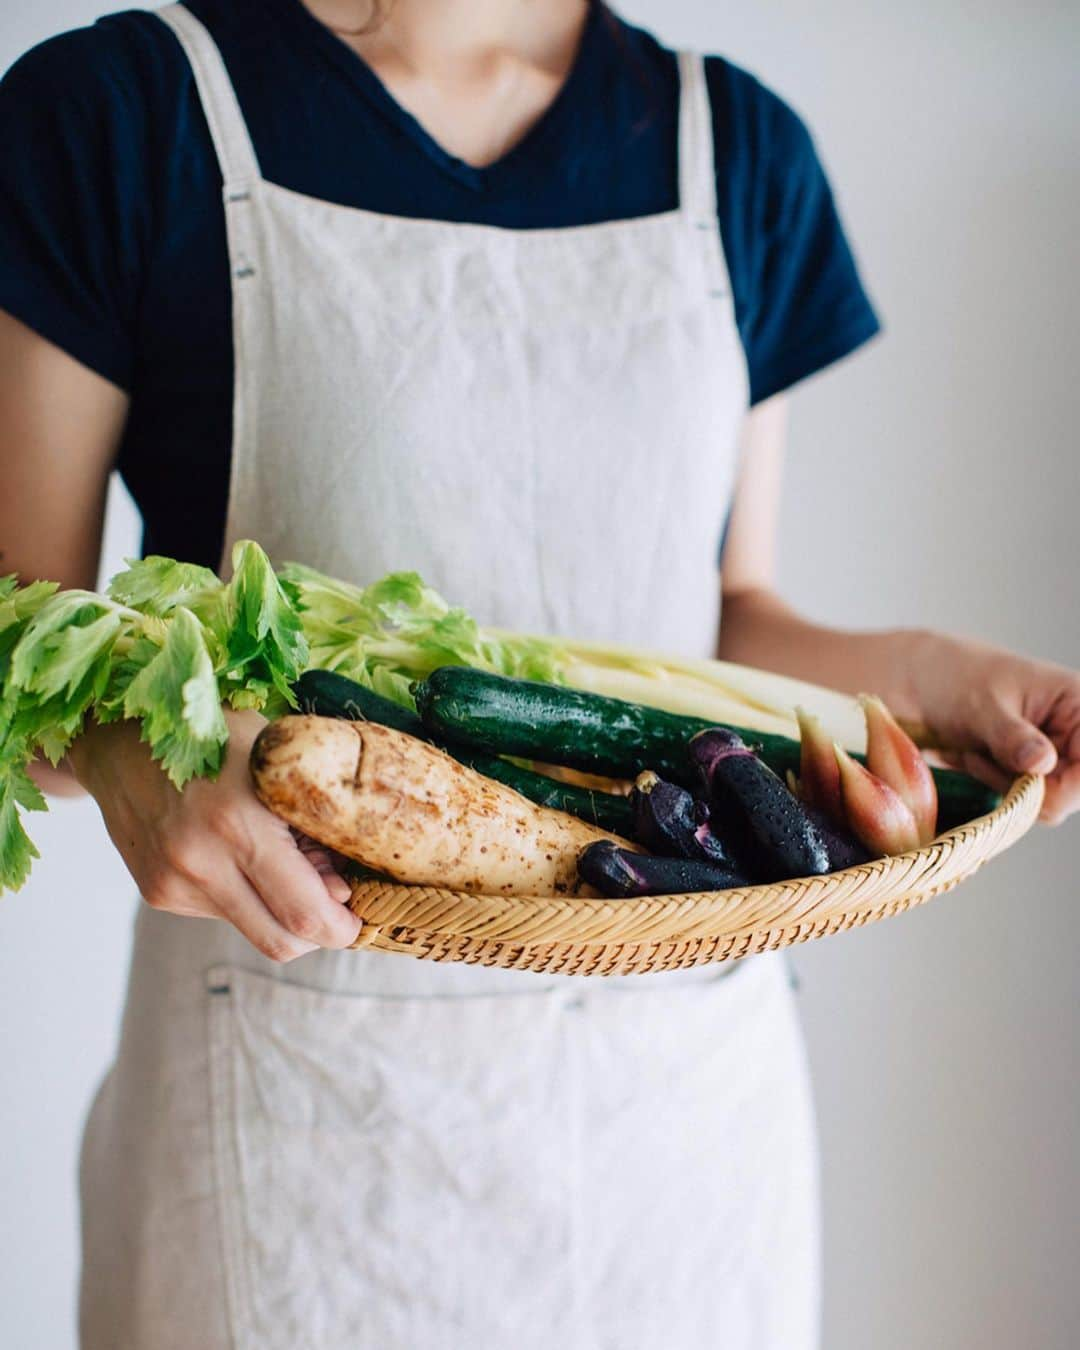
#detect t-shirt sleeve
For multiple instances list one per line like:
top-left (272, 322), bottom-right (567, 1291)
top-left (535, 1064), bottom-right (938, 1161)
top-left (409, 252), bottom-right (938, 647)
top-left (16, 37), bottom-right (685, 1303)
top-left (707, 59), bottom-right (881, 406)
top-left (0, 27), bottom-right (151, 390)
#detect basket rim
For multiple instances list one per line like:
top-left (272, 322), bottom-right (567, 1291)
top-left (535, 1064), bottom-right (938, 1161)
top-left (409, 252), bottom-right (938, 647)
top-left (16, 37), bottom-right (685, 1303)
top-left (348, 773), bottom-right (1044, 951)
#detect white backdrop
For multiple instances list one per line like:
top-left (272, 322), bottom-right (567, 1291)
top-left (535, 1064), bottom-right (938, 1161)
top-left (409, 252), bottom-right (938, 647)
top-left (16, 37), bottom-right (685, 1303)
top-left (1, 2), bottom-right (1077, 1347)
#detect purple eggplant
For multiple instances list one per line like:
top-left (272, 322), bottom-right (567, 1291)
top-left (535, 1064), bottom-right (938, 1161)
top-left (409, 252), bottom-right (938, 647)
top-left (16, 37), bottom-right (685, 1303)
top-left (578, 840), bottom-right (751, 899)
top-left (690, 728), bottom-right (830, 882)
top-left (802, 804), bottom-right (872, 871)
top-left (630, 771), bottom-right (733, 864)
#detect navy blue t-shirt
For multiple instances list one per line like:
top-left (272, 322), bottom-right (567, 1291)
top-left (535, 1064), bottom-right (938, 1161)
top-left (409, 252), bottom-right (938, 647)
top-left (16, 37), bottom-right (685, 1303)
top-left (0, 0), bottom-right (880, 569)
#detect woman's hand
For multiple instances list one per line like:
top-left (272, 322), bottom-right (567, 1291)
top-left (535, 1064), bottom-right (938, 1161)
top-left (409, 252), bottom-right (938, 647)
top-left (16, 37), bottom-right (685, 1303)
top-left (910, 633), bottom-right (1080, 824)
top-left (68, 709), bottom-right (362, 961)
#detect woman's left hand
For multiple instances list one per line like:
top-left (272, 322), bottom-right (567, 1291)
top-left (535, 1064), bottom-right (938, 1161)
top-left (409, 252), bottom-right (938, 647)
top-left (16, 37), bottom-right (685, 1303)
top-left (909, 633), bottom-right (1080, 824)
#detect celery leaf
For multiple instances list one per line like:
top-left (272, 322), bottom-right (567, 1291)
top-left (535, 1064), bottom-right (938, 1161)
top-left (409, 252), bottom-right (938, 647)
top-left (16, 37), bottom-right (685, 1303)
top-left (0, 768), bottom-right (41, 893)
top-left (122, 607), bottom-right (228, 786)
top-left (108, 556), bottom-right (221, 615)
top-left (224, 541), bottom-right (308, 700)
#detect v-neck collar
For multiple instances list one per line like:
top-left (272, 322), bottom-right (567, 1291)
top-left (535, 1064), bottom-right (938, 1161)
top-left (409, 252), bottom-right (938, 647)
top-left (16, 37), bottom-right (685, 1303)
top-left (268, 0), bottom-right (607, 193)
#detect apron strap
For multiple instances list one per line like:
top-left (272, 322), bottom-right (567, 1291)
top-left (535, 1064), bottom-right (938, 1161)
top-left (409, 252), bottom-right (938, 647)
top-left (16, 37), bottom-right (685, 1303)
top-left (676, 51), bottom-right (719, 225)
top-left (157, 4), bottom-right (261, 191)
top-left (677, 51), bottom-right (734, 303)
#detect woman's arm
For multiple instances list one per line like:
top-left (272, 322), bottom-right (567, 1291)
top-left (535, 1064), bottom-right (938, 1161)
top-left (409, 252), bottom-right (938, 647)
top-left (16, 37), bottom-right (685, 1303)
top-left (0, 310), bottom-right (127, 588)
top-left (0, 309), bottom-right (359, 956)
top-left (719, 396), bottom-right (926, 713)
top-left (720, 397), bottom-right (1080, 823)
top-left (0, 310), bottom-right (127, 795)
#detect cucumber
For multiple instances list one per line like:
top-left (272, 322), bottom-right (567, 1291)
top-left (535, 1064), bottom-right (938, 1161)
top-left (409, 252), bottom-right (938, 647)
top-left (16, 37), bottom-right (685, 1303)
top-left (415, 667), bottom-right (706, 782)
top-left (291, 670), bottom-right (634, 837)
top-left (413, 667), bottom-right (1001, 833)
top-left (294, 669), bottom-right (429, 737)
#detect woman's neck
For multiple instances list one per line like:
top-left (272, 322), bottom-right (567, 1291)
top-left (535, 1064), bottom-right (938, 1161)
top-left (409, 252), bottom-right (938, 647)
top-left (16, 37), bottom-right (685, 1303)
top-left (299, 0), bottom-right (591, 168)
top-left (303, 0), bottom-right (589, 78)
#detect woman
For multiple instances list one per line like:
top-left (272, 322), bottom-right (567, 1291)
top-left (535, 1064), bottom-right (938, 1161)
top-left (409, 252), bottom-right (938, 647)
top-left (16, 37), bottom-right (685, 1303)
top-left (1, 1), bottom-right (1076, 1346)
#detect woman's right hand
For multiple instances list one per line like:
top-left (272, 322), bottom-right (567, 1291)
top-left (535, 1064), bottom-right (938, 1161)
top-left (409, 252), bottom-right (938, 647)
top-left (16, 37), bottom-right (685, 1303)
top-left (68, 709), bottom-right (362, 962)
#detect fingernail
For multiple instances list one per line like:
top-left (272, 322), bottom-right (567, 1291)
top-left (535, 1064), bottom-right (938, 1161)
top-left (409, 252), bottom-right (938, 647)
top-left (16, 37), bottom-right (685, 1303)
top-left (1019, 740), bottom-right (1050, 770)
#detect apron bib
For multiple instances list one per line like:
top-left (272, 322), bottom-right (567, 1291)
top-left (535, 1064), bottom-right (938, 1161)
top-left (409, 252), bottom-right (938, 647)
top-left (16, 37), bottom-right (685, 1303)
top-left (78, 7), bottom-right (820, 1347)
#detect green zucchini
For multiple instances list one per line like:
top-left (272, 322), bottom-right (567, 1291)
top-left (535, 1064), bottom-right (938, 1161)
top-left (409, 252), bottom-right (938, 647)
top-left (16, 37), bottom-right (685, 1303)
top-left (291, 669), bottom-right (634, 837)
top-left (413, 667), bottom-right (1001, 833)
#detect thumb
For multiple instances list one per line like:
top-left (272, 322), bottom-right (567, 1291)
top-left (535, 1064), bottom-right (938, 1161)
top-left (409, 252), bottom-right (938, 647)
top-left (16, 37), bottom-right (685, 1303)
top-left (977, 704), bottom-right (1058, 776)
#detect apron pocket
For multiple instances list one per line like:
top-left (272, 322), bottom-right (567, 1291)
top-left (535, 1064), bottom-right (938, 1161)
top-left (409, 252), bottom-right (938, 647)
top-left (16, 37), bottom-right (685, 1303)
top-left (205, 965), bottom-right (582, 1350)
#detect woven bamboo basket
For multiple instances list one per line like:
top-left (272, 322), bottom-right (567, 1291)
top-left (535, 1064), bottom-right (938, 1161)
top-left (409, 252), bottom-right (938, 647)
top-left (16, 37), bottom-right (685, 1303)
top-left (345, 772), bottom-right (1043, 976)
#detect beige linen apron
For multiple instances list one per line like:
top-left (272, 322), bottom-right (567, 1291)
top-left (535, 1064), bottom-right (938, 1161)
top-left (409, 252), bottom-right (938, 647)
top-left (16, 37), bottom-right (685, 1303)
top-left (78, 6), bottom-right (820, 1346)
